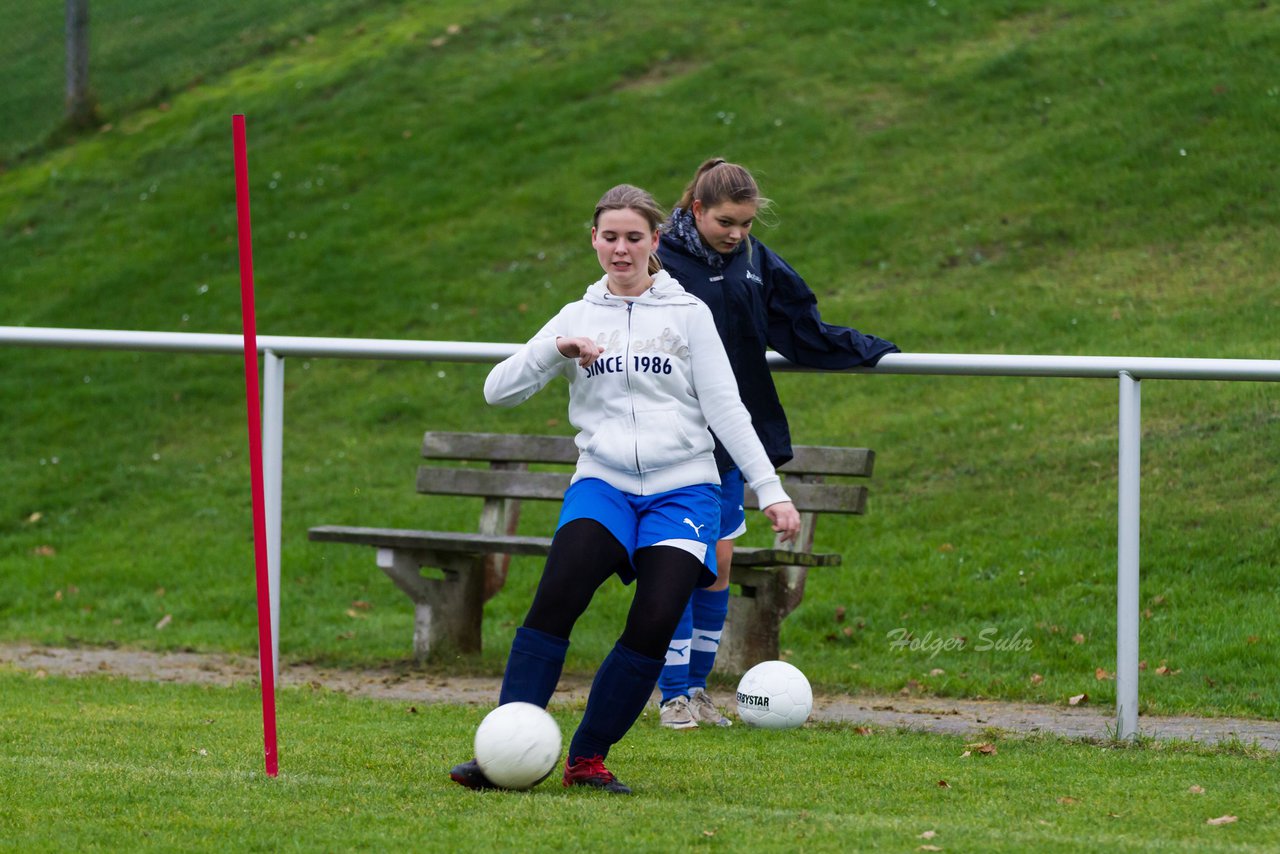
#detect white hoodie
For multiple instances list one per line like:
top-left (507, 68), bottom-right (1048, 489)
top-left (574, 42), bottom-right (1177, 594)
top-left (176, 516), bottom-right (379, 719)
top-left (484, 270), bottom-right (790, 508)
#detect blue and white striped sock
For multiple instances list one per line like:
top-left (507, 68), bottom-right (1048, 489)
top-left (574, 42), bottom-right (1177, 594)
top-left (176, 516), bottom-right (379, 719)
top-left (657, 597), bottom-right (693, 703)
top-left (689, 586), bottom-right (730, 691)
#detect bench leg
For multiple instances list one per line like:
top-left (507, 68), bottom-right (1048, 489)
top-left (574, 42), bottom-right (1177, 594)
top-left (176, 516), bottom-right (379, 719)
top-left (378, 549), bottom-right (485, 660)
top-left (719, 567), bottom-right (783, 674)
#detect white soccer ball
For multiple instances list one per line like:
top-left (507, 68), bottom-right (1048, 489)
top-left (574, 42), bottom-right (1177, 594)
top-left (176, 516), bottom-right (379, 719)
top-left (736, 660), bottom-right (813, 730)
top-left (474, 702), bottom-right (562, 790)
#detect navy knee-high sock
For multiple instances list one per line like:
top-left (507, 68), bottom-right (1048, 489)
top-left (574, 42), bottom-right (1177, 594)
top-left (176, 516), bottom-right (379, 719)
top-left (568, 642), bottom-right (664, 763)
top-left (498, 626), bottom-right (570, 707)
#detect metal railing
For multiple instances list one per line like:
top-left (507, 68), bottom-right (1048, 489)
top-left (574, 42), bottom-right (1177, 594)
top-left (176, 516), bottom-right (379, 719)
top-left (4, 324), bottom-right (1278, 739)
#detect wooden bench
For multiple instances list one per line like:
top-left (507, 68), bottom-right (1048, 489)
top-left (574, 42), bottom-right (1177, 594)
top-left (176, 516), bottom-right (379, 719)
top-left (308, 431), bottom-right (875, 671)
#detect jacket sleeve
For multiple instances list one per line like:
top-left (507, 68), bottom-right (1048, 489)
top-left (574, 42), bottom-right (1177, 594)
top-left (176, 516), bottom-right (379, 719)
top-left (760, 244), bottom-right (900, 368)
top-left (483, 314), bottom-right (574, 407)
top-left (686, 305), bottom-right (791, 509)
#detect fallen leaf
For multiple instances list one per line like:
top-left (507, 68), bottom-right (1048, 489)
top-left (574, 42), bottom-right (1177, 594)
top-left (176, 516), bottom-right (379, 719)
top-left (977, 742), bottom-right (997, 755)
top-left (1206, 815), bottom-right (1237, 826)
top-left (1068, 693), bottom-right (1088, 706)
top-left (938, 543), bottom-right (954, 553)
top-left (1072, 633), bottom-right (1086, 645)
top-left (1030, 673), bottom-right (1044, 684)
top-left (155, 614), bottom-right (172, 630)
top-left (1139, 660), bottom-right (1148, 671)
top-left (835, 606), bottom-right (846, 622)
top-left (702, 830), bottom-right (716, 838)
top-left (1095, 668), bottom-right (1114, 681)
top-left (960, 750), bottom-right (971, 758)
top-left (34, 545), bottom-right (57, 557)
top-left (854, 726), bottom-right (873, 736)
top-left (930, 668), bottom-right (945, 677)
top-left (918, 846), bottom-right (942, 852)
top-left (351, 600), bottom-right (371, 610)
top-left (1188, 785), bottom-right (1205, 795)
top-left (26, 512), bottom-right (42, 524)
top-left (919, 830), bottom-right (937, 839)
top-left (937, 780), bottom-right (951, 789)
top-left (1057, 796), bottom-right (1078, 805)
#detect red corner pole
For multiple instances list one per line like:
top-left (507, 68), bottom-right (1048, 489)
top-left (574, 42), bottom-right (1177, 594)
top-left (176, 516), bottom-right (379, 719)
top-left (232, 114), bottom-right (279, 777)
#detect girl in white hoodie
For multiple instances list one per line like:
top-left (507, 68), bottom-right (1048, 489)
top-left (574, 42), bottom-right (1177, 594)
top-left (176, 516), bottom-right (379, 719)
top-left (450, 185), bottom-right (799, 794)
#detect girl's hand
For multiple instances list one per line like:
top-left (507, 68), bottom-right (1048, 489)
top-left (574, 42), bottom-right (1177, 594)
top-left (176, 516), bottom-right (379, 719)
top-left (557, 336), bottom-right (603, 367)
top-left (764, 501), bottom-right (801, 543)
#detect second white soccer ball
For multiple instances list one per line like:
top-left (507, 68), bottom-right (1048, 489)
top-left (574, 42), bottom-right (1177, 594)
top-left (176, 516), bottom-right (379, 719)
top-left (474, 701), bottom-right (562, 789)
top-left (736, 660), bottom-right (813, 729)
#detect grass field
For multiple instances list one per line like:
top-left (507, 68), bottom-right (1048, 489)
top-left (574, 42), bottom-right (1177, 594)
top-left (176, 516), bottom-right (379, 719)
top-left (1, 0), bottom-right (1277, 730)
top-left (1, 671), bottom-right (1276, 853)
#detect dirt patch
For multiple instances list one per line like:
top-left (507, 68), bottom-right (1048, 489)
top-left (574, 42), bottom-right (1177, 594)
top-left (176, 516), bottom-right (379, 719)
top-left (3, 643), bottom-right (1276, 751)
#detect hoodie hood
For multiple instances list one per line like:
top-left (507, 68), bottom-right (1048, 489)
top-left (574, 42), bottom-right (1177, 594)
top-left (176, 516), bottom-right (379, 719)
top-left (583, 269), bottom-right (701, 307)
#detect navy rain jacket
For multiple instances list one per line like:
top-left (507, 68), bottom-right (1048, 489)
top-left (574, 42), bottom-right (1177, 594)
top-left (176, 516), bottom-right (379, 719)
top-left (657, 232), bottom-right (899, 470)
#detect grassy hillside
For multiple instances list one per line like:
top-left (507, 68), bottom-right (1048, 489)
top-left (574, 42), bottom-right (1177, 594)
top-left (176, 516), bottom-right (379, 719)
top-left (2, 0), bottom-right (1277, 718)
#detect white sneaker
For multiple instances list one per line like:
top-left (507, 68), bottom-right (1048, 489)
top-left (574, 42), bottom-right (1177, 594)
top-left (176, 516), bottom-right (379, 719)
top-left (688, 687), bottom-right (733, 727)
top-left (659, 695), bottom-right (698, 730)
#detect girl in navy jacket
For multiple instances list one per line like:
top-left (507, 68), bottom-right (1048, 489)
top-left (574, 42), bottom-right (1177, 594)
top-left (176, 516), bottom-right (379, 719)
top-left (654, 159), bottom-right (899, 728)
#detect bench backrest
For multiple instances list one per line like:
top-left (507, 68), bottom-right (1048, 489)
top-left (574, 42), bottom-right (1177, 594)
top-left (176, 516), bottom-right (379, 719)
top-left (417, 431), bottom-right (873, 515)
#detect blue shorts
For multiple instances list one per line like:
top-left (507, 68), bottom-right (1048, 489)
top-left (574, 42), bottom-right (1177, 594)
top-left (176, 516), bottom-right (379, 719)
top-left (557, 478), bottom-right (721, 586)
top-left (719, 466), bottom-right (747, 540)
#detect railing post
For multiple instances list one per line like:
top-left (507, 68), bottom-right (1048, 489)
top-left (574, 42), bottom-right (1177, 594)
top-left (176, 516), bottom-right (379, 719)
top-left (1116, 370), bottom-right (1141, 739)
top-left (263, 350), bottom-right (285, 679)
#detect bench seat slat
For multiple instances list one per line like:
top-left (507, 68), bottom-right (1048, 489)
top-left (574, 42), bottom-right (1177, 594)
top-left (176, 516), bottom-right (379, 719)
top-left (309, 525), bottom-right (556, 557)
top-left (309, 527), bottom-right (843, 568)
top-left (728, 547), bottom-right (842, 568)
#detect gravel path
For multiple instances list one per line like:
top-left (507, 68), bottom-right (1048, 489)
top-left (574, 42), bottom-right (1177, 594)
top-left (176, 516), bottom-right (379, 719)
top-left (4, 643), bottom-right (1276, 751)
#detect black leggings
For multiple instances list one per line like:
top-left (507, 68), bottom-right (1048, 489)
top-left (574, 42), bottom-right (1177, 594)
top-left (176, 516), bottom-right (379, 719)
top-left (522, 518), bottom-right (704, 661)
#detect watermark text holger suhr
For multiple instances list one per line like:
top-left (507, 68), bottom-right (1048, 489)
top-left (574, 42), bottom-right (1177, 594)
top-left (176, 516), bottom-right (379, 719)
top-left (886, 627), bottom-right (1033, 660)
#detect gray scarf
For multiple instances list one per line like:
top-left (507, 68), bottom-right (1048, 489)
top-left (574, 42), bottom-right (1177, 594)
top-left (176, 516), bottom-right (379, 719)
top-left (667, 207), bottom-right (729, 270)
